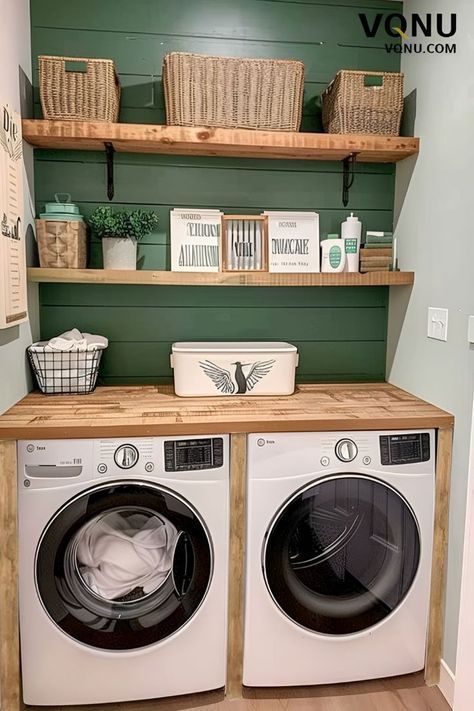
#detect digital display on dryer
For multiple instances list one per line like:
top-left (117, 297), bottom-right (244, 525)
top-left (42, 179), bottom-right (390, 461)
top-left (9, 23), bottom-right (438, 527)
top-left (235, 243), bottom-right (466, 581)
top-left (380, 433), bottom-right (430, 465)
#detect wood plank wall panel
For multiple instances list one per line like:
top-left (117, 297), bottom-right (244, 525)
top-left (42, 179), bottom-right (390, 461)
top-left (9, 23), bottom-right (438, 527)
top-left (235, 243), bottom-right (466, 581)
top-left (31, 0), bottom-right (401, 384)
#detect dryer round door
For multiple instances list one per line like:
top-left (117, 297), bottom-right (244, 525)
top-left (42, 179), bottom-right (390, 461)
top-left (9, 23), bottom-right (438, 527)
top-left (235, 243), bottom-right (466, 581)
top-left (263, 475), bottom-right (421, 635)
top-left (35, 481), bottom-right (213, 650)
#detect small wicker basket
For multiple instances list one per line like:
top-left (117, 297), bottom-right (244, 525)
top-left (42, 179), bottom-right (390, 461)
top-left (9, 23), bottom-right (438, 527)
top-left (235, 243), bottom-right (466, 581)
top-left (322, 70), bottom-right (404, 136)
top-left (39, 55), bottom-right (120, 122)
top-left (36, 219), bottom-right (87, 268)
top-left (163, 52), bottom-right (304, 131)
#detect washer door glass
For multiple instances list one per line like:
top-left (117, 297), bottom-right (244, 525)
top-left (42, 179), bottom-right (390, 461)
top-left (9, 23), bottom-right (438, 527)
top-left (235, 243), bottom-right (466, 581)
top-left (264, 475), bottom-right (420, 635)
top-left (36, 482), bottom-right (212, 650)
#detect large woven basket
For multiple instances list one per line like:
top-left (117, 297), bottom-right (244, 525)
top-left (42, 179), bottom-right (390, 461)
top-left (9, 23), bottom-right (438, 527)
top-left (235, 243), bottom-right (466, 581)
top-left (36, 219), bottom-right (87, 268)
top-left (39, 55), bottom-right (120, 122)
top-left (322, 70), bottom-right (404, 135)
top-left (163, 52), bottom-right (304, 131)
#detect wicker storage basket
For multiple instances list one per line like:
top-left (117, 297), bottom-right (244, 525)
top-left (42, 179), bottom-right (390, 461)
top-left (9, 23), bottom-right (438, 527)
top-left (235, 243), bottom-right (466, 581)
top-left (39, 55), bottom-right (120, 122)
top-left (322, 70), bottom-right (404, 135)
top-left (36, 219), bottom-right (87, 268)
top-left (163, 52), bottom-right (304, 131)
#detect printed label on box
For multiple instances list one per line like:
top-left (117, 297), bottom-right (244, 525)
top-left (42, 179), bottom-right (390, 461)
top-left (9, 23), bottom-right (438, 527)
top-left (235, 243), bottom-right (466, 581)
top-left (171, 209), bottom-right (222, 272)
top-left (265, 212), bottom-right (320, 273)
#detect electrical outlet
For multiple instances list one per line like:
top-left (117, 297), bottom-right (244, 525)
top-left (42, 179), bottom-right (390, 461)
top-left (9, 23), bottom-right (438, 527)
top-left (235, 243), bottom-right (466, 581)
top-left (468, 316), bottom-right (474, 344)
top-left (427, 307), bottom-right (448, 341)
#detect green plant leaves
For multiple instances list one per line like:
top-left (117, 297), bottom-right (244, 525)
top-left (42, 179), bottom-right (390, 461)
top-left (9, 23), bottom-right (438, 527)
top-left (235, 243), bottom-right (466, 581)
top-left (89, 206), bottom-right (159, 240)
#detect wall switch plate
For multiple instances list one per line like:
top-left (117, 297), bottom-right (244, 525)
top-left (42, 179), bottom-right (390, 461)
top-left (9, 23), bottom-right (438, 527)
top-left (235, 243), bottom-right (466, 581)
top-left (427, 307), bottom-right (448, 341)
top-left (468, 316), bottom-right (474, 344)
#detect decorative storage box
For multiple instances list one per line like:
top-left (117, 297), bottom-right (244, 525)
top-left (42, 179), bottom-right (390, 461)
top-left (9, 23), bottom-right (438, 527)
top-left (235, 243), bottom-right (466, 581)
top-left (264, 211), bottom-right (320, 273)
top-left (39, 55), bottom-right (120, 122)
top-left (171, 208), bottom-right (222, 272)
top-left (221, 215), bottom-right (268, 272)
top-left (36, 219), bottom-right (87, 268)
top-left (163, 52), bottom-right (305, 131)
top-left (322, 70), bottom-right (404, 136)
top-left (171, 342), bottom-right (299, 397)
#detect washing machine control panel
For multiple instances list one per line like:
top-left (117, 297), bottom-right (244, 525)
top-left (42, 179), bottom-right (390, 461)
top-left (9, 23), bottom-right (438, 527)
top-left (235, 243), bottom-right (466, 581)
top-left (164, 438), bottom-right (224, 472)
top-left (380, 433), bottom-right (430, 465)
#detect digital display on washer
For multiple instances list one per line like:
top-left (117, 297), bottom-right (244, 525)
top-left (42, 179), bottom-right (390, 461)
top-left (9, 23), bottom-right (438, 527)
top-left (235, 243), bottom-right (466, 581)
top-left (380, 433), bottom-right (430, 465)
top-left (164, 438), bottom-right (224, 471)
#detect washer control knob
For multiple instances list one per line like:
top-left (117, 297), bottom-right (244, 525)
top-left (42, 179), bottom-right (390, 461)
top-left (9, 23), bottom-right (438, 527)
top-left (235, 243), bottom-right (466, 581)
top-left (335, 439), bottom-right (358, 462)
top-left (114, 444), bottom-right (139, 469)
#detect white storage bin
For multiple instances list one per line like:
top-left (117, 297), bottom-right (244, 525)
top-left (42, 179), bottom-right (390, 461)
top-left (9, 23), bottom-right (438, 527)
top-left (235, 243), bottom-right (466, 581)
top-left (171, 342), bottom-right (299, 397)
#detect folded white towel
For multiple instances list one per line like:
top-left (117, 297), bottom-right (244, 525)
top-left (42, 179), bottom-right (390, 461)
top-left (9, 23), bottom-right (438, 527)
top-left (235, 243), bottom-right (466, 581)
top-left (30, 329), bottom-right (108, 353)
top-left (76, 512), bottom-right (178, 601)
top-left (48, 328), bottom-right (86, 351)
top-left (82, 332), bottom-right (109, 350)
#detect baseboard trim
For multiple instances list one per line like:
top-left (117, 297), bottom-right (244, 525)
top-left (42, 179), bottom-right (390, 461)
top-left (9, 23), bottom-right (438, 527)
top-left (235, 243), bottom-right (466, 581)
top-left (438, 659), bottom-right (455, 708)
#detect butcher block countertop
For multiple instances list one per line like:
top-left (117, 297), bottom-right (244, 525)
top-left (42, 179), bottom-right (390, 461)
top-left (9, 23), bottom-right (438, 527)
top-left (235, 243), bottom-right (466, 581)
top-left (0, 383), bottom-right (453, 440)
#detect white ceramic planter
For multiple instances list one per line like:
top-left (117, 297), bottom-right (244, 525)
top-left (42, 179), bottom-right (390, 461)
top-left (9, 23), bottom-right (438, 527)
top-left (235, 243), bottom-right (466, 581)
top-left (102, 237), bottom-right (138, 270)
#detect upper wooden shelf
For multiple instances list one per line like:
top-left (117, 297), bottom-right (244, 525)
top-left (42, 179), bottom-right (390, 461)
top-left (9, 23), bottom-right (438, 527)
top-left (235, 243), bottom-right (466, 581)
top-left (22, 120), bottom-right (419, 163)
top-left (27, 268), bottom-right (414, 287)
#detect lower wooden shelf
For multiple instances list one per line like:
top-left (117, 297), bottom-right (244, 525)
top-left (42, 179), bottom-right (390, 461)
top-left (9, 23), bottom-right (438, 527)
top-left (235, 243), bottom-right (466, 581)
top-left (27, 268), bottom-right (414, 287)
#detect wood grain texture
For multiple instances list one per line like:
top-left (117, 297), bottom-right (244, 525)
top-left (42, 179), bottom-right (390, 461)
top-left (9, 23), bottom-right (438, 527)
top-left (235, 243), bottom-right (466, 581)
top-left (23, 672), bottom-right (449, 711)
top-left (227, 434), bottom-right (247, 698)
top-left (0, 441), bottom-right (20, 711)
top-left (28, 267), bottom-right (415, 287)
top-left (22, 121), bottom-right (419, 163)
top-left (0, 384), bottom-right (453, 441)
top-left (425, 427), bottom-right (454, 686)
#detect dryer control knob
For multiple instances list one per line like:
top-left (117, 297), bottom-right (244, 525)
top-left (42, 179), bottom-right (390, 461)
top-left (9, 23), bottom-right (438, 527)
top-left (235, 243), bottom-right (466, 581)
top-left (335, 439), bottom-right (358, 462)
top-left (114, 444), bottom-right (139, 469)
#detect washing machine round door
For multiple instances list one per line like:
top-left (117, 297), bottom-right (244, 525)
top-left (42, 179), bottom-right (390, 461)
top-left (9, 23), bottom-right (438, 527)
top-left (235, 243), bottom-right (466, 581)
top-left (263, 475), bottom-right (420, 635)
top-left (35, 481), bottom-right (212, 650)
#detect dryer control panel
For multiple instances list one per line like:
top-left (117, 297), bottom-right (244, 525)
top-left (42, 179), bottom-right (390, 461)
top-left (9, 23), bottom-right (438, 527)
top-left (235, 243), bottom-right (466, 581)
top-left (380, 433), bottom-right (430, 465)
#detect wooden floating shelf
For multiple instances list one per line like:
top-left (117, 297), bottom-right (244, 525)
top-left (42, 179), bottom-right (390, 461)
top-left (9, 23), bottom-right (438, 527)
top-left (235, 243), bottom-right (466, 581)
top-left (22, 120), bottom-right (419, 163)
top-left (27, 268), bottom-right (415, 287)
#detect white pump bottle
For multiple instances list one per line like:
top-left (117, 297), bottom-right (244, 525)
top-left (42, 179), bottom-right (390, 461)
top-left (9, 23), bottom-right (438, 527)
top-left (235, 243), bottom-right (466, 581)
top-left (341, 213), bottom-right (362, 272)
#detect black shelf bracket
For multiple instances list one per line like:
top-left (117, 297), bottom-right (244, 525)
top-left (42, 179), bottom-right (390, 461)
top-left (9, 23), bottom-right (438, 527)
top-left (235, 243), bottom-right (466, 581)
top-left (105, 142), bottom-right (115, 201)
top-left (342, 152), bottom-right (357, 207)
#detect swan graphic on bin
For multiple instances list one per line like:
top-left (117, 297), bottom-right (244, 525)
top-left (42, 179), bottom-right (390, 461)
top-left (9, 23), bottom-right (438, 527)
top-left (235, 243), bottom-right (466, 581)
top-left (199, 359), bottom-right (276, 394)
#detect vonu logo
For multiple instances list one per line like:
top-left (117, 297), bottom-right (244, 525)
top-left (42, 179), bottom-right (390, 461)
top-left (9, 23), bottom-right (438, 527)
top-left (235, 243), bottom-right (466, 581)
top-left (359, 13), bottom-right (457, 39)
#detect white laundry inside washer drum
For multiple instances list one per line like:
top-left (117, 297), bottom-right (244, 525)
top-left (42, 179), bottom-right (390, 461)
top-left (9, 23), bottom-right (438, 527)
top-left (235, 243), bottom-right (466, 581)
top-left (65, 509), bottom-right (179, 611)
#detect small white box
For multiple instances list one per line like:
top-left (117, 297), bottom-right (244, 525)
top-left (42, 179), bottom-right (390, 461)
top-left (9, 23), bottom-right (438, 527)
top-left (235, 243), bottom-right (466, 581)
top-left (264, 211), bottom-right (320, 273)
top-left (171, 208), bottom-right (222, 272)
top-left (171, 342), bottom-right (299, 397)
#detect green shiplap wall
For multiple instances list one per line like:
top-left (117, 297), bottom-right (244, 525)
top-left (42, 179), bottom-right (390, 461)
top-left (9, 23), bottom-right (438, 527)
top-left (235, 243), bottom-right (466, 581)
top-left (31, 0), bottom-right (401, 385)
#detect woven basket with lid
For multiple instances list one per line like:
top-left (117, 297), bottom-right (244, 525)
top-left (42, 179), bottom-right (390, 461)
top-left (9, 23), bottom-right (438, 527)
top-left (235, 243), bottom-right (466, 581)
top-left (322, 70), bottom-right (404, 136)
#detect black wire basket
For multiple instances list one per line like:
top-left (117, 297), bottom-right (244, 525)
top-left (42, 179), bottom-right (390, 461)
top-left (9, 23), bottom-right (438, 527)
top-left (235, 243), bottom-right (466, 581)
top-left (27, 345), bottom-right (104, 394)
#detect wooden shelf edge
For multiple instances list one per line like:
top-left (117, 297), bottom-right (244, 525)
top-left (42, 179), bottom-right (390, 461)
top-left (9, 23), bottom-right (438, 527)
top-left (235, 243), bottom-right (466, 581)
top-left (27, 268), bottom-right (415, 287)
top-left (22, 120), bottom-right (419, 163)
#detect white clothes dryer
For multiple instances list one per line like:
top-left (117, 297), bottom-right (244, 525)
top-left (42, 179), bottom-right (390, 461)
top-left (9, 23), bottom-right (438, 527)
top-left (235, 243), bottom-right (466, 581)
top-left (243, 430), bottom-right (435, 687)
top-left (18, 435), bottom-right (229, 705)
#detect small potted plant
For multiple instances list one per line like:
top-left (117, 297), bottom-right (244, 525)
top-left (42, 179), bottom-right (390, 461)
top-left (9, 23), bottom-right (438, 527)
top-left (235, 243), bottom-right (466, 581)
top-left (89, 207), bottom-right (159, 270)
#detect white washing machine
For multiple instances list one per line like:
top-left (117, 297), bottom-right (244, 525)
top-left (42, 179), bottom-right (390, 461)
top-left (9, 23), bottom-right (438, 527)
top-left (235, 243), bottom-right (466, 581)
top-left (18, 435), bottom-right (229, 705)
top-left (243, 430), bottom-right (435, 687)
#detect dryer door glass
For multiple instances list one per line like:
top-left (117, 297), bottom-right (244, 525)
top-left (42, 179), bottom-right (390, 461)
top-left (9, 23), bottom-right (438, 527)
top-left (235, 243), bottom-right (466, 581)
top-left (263, 475), bottom-right (420, 635)
top-left (35, 482), bottom-right (212, 650)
